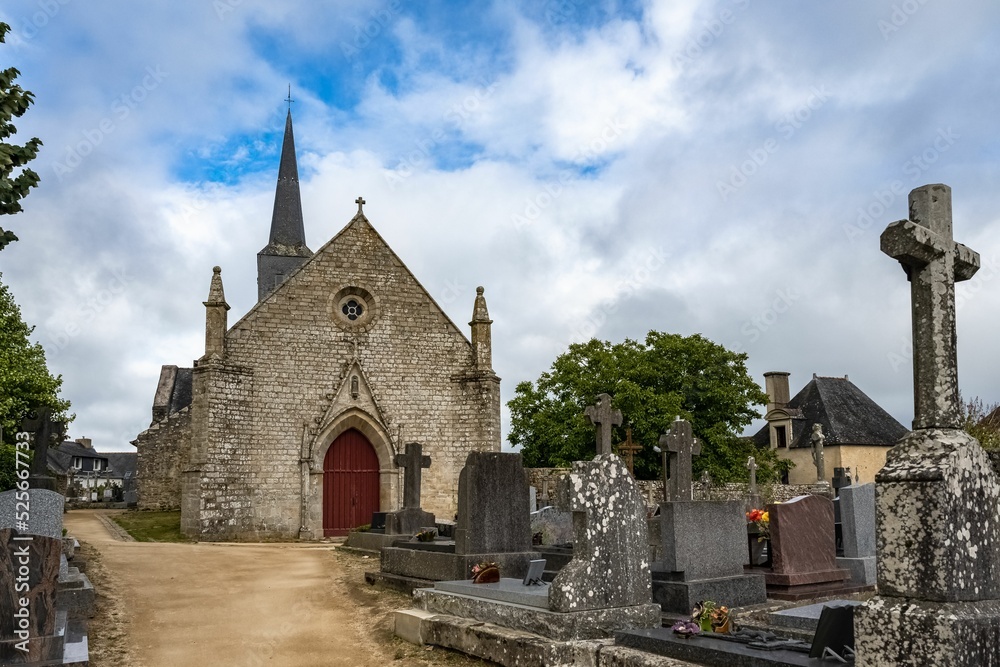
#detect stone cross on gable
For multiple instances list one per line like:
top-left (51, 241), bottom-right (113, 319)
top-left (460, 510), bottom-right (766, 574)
top-left (659, 417), bottom-right (701, 502)
top-left (394, 442), bottom-right (431, 510)
top-left (584, 393), bottom-right (622, 456)
top-left (881, 184), bottom-right (980, 429)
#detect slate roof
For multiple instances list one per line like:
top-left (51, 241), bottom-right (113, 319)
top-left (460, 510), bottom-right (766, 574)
top-left (753, 375), bottom-right (907, 448)
top-left (46, 442), bottom-right (138, 480)
top-left (168, 367), bottom-right (193, 414)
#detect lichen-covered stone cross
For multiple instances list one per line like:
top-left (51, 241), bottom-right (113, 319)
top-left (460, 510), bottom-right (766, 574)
top-left (584, 393), bottom-right (622, 456)
top-left (659, 417), bottom-right (701, 502)
top-left (880, 184), bottom-right (980, 429)
top-left (394, 441), bottom-right (431, 510)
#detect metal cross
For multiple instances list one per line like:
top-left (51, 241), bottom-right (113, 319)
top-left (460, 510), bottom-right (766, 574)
top-left (285, 84), bottom-right (294, 110)
top-left (584, 393), bottom-right (622, 456)
top-left (394, 442), bottom-right (431, 510)
top-left (880, 184), bottom-right (980, 429)
top-left (616, 425), bottom-right (643, 476)
top-left (355, 196), bottom-right (366, 215)
top-left (659, 417), bottom-right (701, 502)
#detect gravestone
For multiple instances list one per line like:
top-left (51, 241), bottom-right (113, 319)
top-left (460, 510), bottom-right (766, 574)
top-left (19, 410), bottom-right (64, 492)
top-left (0, 488), bottom-right (88, 665)
top-left (584, 393), bottom-right (621, 456)
top-left (651, 498), bottom-right (766, 613)
top-left (530, 505), bottom-right (573, 546)
top-left (385, 442), bottom-right (435, 536)
top-left (409, 453), bottom-right (660, 641)
top-left (378, 452), bottom-right (538, 583)
top-left (616, 426), bottom-right (643, 477)
top-left (856, 184), bottom-right (1000, 665)
top-left (764, 494), bottom-right (850, 600)
top-left (659, 418), bottom-right (701, 502)
top-left (528, 486), bottom-right (537, 513)
top-left (835, 483), bottom-right (876, 586)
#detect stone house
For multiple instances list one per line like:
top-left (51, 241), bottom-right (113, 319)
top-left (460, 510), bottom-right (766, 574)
top-left (47, 437), bottom-right (138, 500)
top-left (134, 110), bottom-right (501, 539)
top-left (752, 371), bottom-right (907, 485)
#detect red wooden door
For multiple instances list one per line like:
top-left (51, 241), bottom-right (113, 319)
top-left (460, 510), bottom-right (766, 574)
top-left (323, 429), bottom-right (380, 537)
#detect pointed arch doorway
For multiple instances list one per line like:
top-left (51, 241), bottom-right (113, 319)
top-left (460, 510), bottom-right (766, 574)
top-left (323, 428), bottom-right (380, 537)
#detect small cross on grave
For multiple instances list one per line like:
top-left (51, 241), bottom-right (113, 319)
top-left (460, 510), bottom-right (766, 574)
top-left (394, 442), bottom-right (431, 510)
top-left (659, 417), bottom-right (701, 502)
top-left (881, 184), bottom-right (980, 429)
top-left (615, 425), bottom-right (643, 477)
top-left (19, 407), bottom-right (64, 491)
top-left (746, 456), bottom-right (758, 496)
top-left (584, 393), bottom-right (622, 456)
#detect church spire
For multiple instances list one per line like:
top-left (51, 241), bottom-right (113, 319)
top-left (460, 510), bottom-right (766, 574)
top-left (257, 106), bottom-right (313, 301)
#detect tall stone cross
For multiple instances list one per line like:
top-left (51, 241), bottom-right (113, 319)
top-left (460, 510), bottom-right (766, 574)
top-left (394, 442), bottom-right (431, 510)
top-left (746, 456), bottom-right (758, 496)
top-left (881, 184), bottom-right (980, 429)
top-left (584, 393), bottom-right (622, 456)
top-left (659, 417), bottom-right (701, 502)
top-left (616, 426), bottom-right (643, 476)
top-left (20, 407), bottom-right (63, 491)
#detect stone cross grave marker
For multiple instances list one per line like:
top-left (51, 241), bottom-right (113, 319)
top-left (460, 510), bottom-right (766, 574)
top-left (394, 442), bottom-right (431, 510)
top-left (880, 183), bottom-right (980, 429)
top-left (659, 417), bottom-right (701, 502)
top-left (617, 426), bottom-right (643, 476)
top-left (584, 393), bottom-right (622, 456)
top-left (20, 408), bottom-right (63, 492)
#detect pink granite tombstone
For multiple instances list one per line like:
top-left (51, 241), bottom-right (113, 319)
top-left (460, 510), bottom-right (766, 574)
top-left (765, 494), bottom-right (849, 599)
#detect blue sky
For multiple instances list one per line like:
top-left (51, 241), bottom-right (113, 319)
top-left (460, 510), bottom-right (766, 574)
top-left (1, 0), bottom-right (999, 451)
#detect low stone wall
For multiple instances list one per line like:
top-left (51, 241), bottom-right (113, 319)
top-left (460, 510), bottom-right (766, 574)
top-left (527, 467), bottom-right (817, 511)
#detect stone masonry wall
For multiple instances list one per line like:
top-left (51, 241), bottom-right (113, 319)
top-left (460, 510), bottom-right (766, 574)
top-left (193, 216), bottom-right (500, 538)
top-left (527, 467), bottom-right (818, 513)
top-left (135, 406), bottom-right (191, 510)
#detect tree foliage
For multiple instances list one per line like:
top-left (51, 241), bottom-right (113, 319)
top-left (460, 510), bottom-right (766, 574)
top-left (508, 331), bottom-right (785, 483)
top-left (961, 395), bottom-right (1000, 450)
top-left (0, 273), bottom-right (71, 490)
top-left (0, 23), bottom-right (42, 251)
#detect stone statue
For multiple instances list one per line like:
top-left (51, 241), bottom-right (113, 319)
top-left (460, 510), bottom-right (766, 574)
top-left (810, 423), bottom-right (826, 483)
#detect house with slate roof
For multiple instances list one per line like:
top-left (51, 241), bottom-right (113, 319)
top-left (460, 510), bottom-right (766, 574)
top-left (752, 371), bottom-right (908, 485)
top-left (47, 437), bottom-right (138, 500)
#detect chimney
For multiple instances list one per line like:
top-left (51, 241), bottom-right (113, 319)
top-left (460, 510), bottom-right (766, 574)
top-left (75, 437), bottom-right (92, 449)
top-left (763, 372), bottom-right (790, 412)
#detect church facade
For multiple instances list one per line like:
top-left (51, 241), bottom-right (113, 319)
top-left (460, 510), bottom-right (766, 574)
top-left (134, 111), bottom-right (501, 539)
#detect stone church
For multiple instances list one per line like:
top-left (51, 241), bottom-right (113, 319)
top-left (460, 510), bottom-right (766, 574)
top-left (134, 110), bottom-right (501, 539)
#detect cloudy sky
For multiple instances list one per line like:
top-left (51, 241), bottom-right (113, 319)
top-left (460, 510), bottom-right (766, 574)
top-left (2, 0), bottom-right (998, 452)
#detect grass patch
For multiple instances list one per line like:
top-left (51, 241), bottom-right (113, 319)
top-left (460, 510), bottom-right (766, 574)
top-left (111, 511), bottom-right (188, 542)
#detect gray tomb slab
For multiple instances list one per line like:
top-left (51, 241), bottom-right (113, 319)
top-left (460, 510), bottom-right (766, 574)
top-left (433, 578), bottom-right (549, 609)
top-left (454, 451), bottom-right (532, 554)
top-left (530, 505), bottom-right (573, 546)
top-left (856, 184), bottom-right (1000, 666)
top-left (835, 483), bottom-right (876, 586)
top-left (380, 451), bottom-right (538, 582)
top-left (0, 488), bottom-right (65, 539)
top-left (770, 600), bottom-right (862, 632)
top-left (651, 500), bottom-right (766, 613)
top-left (549, 453), bottom-right (658, 614)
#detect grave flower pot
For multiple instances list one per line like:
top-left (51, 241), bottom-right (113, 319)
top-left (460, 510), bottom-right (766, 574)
top-left (472, 565), bottom-right (500, 584)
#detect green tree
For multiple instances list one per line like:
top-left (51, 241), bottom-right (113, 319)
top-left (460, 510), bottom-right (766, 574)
top-left (0, 272), bottom-right (71, 491)
top-left (961, 395), bottom-right (1000, 450)
top-left (0, 22), bottom-right (42, 251)
top-left (508, 331), bottom-right (785, 483)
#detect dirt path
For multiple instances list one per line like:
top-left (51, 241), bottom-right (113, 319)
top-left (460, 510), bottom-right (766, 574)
top-left (65, 511), bottom-right (488, 667)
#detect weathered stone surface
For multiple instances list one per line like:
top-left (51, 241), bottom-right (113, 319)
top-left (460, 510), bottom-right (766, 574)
top-left (454, 452), bottom-right (532, 555)
top-left (0, 489), bottom-right (64, 538)
top-left (433, 578), bottom-right (549, 609)
top-left (879, 183), bottom-right (979, 430)
top-left (655, 500), bottom-right (746, 580)
top-left (380, 546), bottom-right (537, 582)
top-left (0, 529), bottom-right (63, 663)
top-left (659, 419), bottom-right (700, 502)
top-left (873, 429), bottom-right (1000, 601)
top-left (530, 505), bottom-right (573, 546)
top-left (550, 454), bottom-right (652, 612)
top-left (584, 393), bottom-right (622, 456)
top-left (415, 588), bottom-right (659, 641)
top-left (856, 597), bottom-right (1000, 666)
top-left (650, 571), bottom-right (766, 613)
